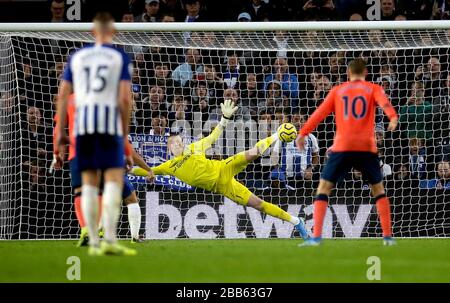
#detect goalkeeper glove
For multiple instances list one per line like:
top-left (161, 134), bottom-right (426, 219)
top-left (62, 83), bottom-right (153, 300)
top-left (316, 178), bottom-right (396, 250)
top-left (219, 99), bottom-right (239, 127)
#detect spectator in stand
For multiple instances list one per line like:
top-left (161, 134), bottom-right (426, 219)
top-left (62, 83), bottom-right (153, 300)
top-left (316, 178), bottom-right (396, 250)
top-left (131, 64), bottom-right (142, 102)
top-left (241, 73), bottom-right (263, 117)
top-left (432, 73), bottom-right (450, 142)
top-left (378, 149), bottom-right (393, 178)
top-left (172, 48), bottom-right (204, 87)
top-left (192, 82), bottom-right (211, 123)
top-left (395, 14), bottom-right (408, 20)
top-left (270, 0), bottom-right (303, 21)
top-left (182, 0), bottom-right (207, 22)
top-left (153, 61), bottom-right (174, 96)
top-left (126, 0), bottom-right (146, 17)
top-left (273, 31), bottom-right (290, 58)
top-left (204, 64), bottom-right (223, 107)
top-left (301, 0), bottom-right (337, 21)
top-left (210, 88), bottom-right (251, 122)
top-left (397, 0), bottom-right (434, 20)
top-left (435, 0), bottom-right (450, 19)
top-left (47, 59), bottom-right (65, 96)
top-left (394, 163), bottom-right (411, 181)
top-left (399, 81), bottom-right (434, 141)
top-left (169, 93), bottom-right (192, 134)
top-left (159, 0), bottom-right (184, 18)
top-left (334, 0), bottom-right (361, 20)
top-left (408, 137), bottom-right (427, 179)
top-left (419, 57), bottom-right (444, 100)
top-left (238, 12), bottom-right (252, 22)
top-left (258, 109), bottom-right (274, 138)
top-left (222, 51), bottom-right (241, 90)
top-left (22, 106), bottom-right (51, 163)
top-left (307, 74), bottom-right (332, 115)
top-left (327, 52), bottom-right (346, 84)
top-left (380, 0), bottom-right (398, 20)
top-left (18, 59), bottom-right (41, 105)
top-left (385, 162), bottom-right (419, 189)
top-left (135, 84), bottom-right (168, 134)
top-left (150, 112), bottom-right (169, 136)
top-left (259, 79), bottom-right (285, 114)
top-left (377, 74), bottom-right (399, 107)
top-left (349, 13), bottom-right (363, 21)
top-left (274, 108), bottom-right (290, 125)
top-left (420, 160), bottom-right (450, 189)
top-left (135, 0), bottom-right (162, 22)
top-left (121, 11), bottom-right (135, 22)
top-left (24, 160), bottom-right (46, 192)
top-left (50, 0), bottom-right (65, 22)
top-left (160, 12), bottom-right (176, 22)
top-left (264, 57), bottom-right (299, 107)
top-left (244, 0), bottom-right (270, 21)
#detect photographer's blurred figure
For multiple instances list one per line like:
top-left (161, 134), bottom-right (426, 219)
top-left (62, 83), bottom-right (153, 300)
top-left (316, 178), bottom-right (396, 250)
top-left (301, 0), bottom-right (337, 21)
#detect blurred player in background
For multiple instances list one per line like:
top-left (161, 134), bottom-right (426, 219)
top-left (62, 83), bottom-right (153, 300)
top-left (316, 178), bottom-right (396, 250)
top-left (297, 58), bottom-right (398, 246)
top-left (134, 100), bottom-right (310, 239)
top-left (270, 110), bottom-right (320, 188)
top-left (56, 12), bottom-right (135, 256)
top-left (52, 94), bottom-right (151, 247)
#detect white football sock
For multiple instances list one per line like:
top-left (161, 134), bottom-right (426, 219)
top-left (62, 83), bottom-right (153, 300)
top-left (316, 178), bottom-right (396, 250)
top-left (290, 216), bottom-right (300, 225)
top-left (127, 203), bottom-right (141, 239)
top-left (81, 185), bottom-right (100, 246)
top-left (102, 182), bottom-right (122, 244)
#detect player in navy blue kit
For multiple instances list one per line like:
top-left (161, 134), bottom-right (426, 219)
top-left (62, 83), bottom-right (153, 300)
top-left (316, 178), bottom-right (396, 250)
top-left (56, 12), bottom-right (135, 256)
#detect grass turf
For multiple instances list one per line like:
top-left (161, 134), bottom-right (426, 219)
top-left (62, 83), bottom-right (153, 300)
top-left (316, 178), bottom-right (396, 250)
top-left (0, 239), bottom-right (449, 282)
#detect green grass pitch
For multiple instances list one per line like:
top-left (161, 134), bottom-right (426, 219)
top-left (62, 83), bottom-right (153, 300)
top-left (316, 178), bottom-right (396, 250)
top-left (0, 239), bottom-right (449, 282)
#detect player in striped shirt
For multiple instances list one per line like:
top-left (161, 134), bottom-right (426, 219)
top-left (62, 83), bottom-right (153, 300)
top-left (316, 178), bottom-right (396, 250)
top-left (52, 94), bottom-right (150, 246)
top-left (297, 59), bottom-right (399, 246)
top-left (56, 13), bottom-right (135, 256)
top-left (271, 111), bottom-right (320, 187)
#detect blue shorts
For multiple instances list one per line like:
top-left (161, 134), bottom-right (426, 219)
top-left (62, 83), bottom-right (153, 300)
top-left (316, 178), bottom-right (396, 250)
top-left (321, 151), bottom-right (383, 185)
top-left (75, 134), bottom-right (124, 171)
top-left (69, 158), bottom-right (135, 200)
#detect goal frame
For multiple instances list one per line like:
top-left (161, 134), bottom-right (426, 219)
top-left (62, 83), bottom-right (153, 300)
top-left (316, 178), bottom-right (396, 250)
top-left (1, 20), bottom-right (449, 240)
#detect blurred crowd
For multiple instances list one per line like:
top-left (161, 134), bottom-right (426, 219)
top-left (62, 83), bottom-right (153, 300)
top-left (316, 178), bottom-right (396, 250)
top-left (48, 0), bottom-right (450, 22)
top-left (2, 0), bottom-right (448, 197)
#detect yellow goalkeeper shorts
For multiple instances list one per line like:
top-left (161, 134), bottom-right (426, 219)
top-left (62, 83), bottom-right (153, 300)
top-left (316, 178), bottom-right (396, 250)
top-left (215, 152), bottom-right (253, 206)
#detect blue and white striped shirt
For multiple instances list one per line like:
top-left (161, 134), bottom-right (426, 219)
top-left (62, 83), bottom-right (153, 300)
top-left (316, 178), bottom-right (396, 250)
top-left (275, 134), bottom-right (319, 178)
top-left (62, 43), bottom-right (132, 137)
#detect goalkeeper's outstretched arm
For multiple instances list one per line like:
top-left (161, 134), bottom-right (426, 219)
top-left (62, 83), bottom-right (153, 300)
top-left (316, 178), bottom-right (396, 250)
top-left (192, 99), bottom-right (238, 153)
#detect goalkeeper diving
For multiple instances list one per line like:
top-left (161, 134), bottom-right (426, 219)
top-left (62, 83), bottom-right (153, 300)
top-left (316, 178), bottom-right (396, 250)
top-left (134, 100), bottom-right (309, 238)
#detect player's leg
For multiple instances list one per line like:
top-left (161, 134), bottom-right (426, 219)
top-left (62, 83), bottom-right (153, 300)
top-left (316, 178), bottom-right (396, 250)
top-left (370, 182), bottom-right (394, 245)
top-left (300, 152), bottom-right (349, 247)
top-left (222, 132), bottom-right (279, 178)
top-left (123, 193), bottom-right (143, 243)
top-left (245, 132), bottom-right (279, 163)
top-left (101, 167), bottom-right (124, 245)
top-left (360, 153), bottom-right (395, 245)
top-left (220, 179), bottom-right (309, 238)
top-left (101, 167), bottom-right (136, 256)
top-left (313, 179), bottom-right (334, 235)
top-left (122, 176), bottom-right (143, 243)
top-left (70, 158), bottom-right (89, 246)
top-left (73, 189), bottom-right (90, 247)
top-left (80, 169), bottom-right (101, 249)
top-left (71, 157), bottom-right (104, 247)
top-left (96, 135), bottom-right (136, 256)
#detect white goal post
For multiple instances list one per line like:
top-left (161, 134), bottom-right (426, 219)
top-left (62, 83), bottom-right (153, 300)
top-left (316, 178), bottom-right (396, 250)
top-left (0, 21), bottom-right (449, 240)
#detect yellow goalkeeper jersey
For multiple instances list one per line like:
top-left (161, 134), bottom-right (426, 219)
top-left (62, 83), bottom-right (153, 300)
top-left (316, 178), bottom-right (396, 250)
top-left (151, 125), bottom-right (224, 191)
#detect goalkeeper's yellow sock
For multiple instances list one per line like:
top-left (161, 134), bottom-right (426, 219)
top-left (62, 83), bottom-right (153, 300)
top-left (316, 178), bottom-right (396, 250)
top-left (255, 133), bottom-right (278, 155)
top-left (260, 201), bottom-right (300, 225)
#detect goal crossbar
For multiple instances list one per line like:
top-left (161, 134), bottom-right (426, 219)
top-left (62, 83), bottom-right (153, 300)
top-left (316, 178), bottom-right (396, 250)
top-left (1, 20), bottom-right (450, 32)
